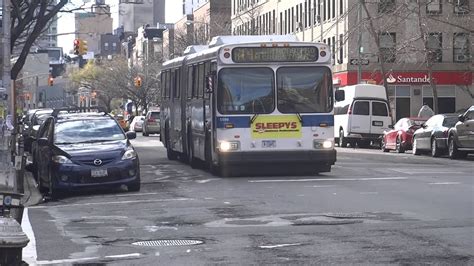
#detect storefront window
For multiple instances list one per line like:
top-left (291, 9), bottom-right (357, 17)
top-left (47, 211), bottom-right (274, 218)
top-left (422, 86), bottom-right (456, 114)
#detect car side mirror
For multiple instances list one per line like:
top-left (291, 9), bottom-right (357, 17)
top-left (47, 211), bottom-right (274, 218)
top-left (458, 114), bottom-right (465, 122)
top-left (421, 123), bottom-right (427, 129)
top-left (335, 90), bottom-right (345, 102)
top-left (126, 131), bottom-right (137, 140)
top-left (205, 72), bottom-right (216, 93)
top-left (37, 137), bottom-right (49, 147)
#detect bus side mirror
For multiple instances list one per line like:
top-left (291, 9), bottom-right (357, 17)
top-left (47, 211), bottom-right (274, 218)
top-left (205, 72), bottom-right (216, 93)
top-left (335, 90), bottom-right (345, 102)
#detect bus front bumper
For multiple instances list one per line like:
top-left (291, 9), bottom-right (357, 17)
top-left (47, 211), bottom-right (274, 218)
top-left (217, 149), bottom-right (337, 166)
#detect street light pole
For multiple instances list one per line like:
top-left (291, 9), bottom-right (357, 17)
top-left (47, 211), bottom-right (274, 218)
top-left (357, 0), bottom-right (363, 84)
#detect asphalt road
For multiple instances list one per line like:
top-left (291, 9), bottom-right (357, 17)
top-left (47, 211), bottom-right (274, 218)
top-left (22, 135), bottom-right (474, 265)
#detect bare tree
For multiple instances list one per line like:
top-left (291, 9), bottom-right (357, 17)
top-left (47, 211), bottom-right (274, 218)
top-left (233, 1), bottom-right (263, 35)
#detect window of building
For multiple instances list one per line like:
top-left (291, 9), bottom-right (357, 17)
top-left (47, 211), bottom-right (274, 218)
top-left (379, 32), bottom-right (396, 63)
top-left (291, 7), bottom-right (295, 33)
top-left (305, 1), bottom-right (308, 28)
top-left (339, 0), bottom-right (343, 15)
top-left (323, 0), bottom-right (326, 21)
top-left (339, 34), bottom-right (343, 64)
top-left (332, 0), bottom-right (336, 18)
top-left (104, 42), bottom-right (109, 51)
top-left (378, 0), bottom-right (395, 13)
top-left (453, 33), bottom-right (470, 62)
top-left (427, 32), bottom-right (442, 62)
top-left (327, 0), bottom-right (330, 20)
top-left (422, 85), bottom-right (456, 113)
top-left (112, 42), bottom-right (117, 51)
top-left (426, 0), bottom-right (442, 14)
top-left (454, 0), bottom-right (469, 14)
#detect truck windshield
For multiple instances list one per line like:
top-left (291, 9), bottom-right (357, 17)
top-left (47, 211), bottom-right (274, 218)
top-left (277, 67), bottom-right (333, 113)
top-left (217, 68), bottom-right (274, 114)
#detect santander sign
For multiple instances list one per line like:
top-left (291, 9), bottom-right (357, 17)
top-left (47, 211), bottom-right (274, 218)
top-left (386, 74), bottom-right (431, 84)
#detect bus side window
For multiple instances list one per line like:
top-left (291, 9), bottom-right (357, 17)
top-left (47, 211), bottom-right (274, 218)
top-left (171, 70), bottom-right (176, 99)
top-left (166, 71), bottom-right (171, 99)
top-left (204, 61), bottom-right (210, 99)
top-left (163, 71), bottom-right (168, 99)
top-left (160, 72), bottom-right (165, 99)
top-left (198, 63), bottom-right (205, 98)
top-left (193, 65), bottom-right (199, 99)
top-left (187, 66), bottom-right (193, 99)
top-left (175, 68), bottom-right (181, 99)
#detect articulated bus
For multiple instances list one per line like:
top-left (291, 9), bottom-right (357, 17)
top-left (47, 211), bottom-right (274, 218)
top-left (160, 35), bottom-right (344, 176)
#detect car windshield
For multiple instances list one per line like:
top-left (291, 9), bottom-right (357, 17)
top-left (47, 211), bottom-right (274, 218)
top-left (217, 68), bottom-right (274, 114)
top-left (443, 116), bottom-right (459, 127)
top-left (54, 119), bottom-right (125, 144)
top-left (277, 66), bottom-right (333, 113)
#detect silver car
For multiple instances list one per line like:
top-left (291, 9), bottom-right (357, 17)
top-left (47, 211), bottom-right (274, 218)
top-left (143, 111), bottom-right (160, 136)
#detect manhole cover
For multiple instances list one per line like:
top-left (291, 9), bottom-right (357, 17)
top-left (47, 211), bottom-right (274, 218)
top-left (132, 239), bottom-right (204, 247)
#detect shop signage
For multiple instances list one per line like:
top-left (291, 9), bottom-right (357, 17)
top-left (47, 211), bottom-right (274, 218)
top-left (386, 74), bottom-right (430, 84)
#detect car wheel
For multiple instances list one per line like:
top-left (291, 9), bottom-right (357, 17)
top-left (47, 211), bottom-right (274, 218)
top-left (412, 137), bottom-right (421, 155)
top-left (396, 136), bottom-right (405, 153)
top-left (339, 129), bottom-right (347, 148)
top-left (381, 138), bottom-right (389, 152)
top-left (431, 137), bottom-right (441, 157)
top-left (48, 170), bottom-right (60, 200)
top-left (448, 135), bottom-right (466, 159)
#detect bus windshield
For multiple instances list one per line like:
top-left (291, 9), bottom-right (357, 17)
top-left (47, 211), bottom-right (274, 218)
top-left (217, 68), bottom-right (274, 114)
top-left (277, 67), bottom-right (333, 113)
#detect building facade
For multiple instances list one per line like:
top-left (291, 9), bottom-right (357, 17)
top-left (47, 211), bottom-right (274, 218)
top-left (75, 5), bottom-right (113, 57)
top-left (170, 0), bottom-right (231, 57)
top-left (119, 0), bottom-right (166, 32)
top-left (182, 0), bottom-right (209, 15)
top-left (99, 33), bottom-right (121, 58)
top-left (232, 0), bottom-right (473, 120)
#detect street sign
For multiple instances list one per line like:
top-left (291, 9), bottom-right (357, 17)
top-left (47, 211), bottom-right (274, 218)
top-left (350, 58), bottom-right (369, 65)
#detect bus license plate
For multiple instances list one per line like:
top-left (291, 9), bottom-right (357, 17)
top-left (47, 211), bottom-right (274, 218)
top-left (262, 140), bottom-right (276, 148)
top-left (91, 169), bottom-right (108, 177)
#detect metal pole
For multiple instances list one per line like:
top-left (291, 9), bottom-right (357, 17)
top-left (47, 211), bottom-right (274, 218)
top-left (320, 1), bottom-right (323, 42)
top-left (3, 0), bottom-right (12, 115)
top-left (357, 0), bottom-right (363, 84)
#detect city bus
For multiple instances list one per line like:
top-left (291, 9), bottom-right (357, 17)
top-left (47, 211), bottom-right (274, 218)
top-left (160, 35), bottom-right (343, 176)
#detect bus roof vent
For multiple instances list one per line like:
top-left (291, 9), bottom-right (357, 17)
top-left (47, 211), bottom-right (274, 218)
top-left (208, 35), bottom-right (300, 48)
top-left (183, 45), bottom-right (208, 55)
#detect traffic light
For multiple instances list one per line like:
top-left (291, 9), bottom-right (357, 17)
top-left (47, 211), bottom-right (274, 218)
top-left (134, 76), bottom-right (142, 88)
top-left (73, 39), bottom-right (80, 55)
top-left (48, 76), bottom-right (54, 86)
top-left (79, 39), bottom-right (88, 55)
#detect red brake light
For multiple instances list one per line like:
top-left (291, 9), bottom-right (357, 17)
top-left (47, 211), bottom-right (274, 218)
top-left (148, 118), bottom-right (155, 122)
top-left (347, 104), bottom-right (352, 115)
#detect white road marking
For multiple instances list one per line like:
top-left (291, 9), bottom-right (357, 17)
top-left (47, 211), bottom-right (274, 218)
top-left (196, 179), bottom-right (219, 184)
top-left (21, 208), bottom-right (37, 266)
top-left (429, 182), bottom-right (461, 185)
top-left (29, 197), bottom-right (194, 209)
top-left (37, 257), bottom-right (99, 265)
top-left (105, 253), bottom-right (141, 259)
top-left (259, 243), bottom-right (303, 249)
top-left (249, 177), bottom-right (409, 183)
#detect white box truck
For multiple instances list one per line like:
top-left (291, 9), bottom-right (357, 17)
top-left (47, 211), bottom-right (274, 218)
top-left (334, 84), bottom-right (392, 148)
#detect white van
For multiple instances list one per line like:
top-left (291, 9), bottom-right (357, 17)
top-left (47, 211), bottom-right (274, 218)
top-left (334, 84), bottom-right (392, 147)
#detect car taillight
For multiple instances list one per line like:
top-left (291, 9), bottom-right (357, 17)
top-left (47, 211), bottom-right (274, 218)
top-left (148, 118), bottom-right (155, 122)
top-left (347, 104), bottom-right (352, 115)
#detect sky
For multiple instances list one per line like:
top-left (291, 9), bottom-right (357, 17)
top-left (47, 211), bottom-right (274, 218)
top-left (57, 0), bottom-right (183, 54)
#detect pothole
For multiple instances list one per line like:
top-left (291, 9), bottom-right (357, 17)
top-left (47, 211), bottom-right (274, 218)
top-left (132, 239), bottom-right (204, 247)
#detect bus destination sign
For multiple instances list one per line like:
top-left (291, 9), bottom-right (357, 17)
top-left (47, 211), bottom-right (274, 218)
top-left (232, 47), bottom-right (319, 63)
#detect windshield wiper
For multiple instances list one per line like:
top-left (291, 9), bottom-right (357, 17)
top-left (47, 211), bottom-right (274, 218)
top-left (250, 114), bottom-right (259, 125)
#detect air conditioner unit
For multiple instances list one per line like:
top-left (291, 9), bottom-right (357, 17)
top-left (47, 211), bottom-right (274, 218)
top-left (455, 54), bottom-right (469, 62)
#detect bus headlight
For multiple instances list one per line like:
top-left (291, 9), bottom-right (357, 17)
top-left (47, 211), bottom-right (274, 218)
top-left (219, 141), bottom-right (240, 152)
top-left (314, 140), bottom-right (334, 149)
